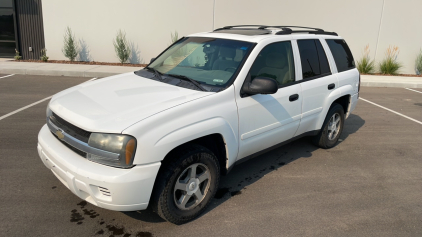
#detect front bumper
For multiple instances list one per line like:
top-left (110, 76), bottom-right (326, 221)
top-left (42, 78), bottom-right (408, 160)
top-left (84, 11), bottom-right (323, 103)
top-left (37, 124), bottom-right (161, 211)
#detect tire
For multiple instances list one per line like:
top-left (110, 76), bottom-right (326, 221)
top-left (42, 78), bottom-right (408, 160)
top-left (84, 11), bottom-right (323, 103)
top-left (312, 103), bottom-right (345, 149)
top-left (151, 144), bottom-right (220, 224)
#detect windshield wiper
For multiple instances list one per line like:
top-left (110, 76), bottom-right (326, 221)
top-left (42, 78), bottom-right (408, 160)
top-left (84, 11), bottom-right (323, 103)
top-left (166, 74), bottom-right (207, 91)
top-left (145, 66), bottom-right (163, 81)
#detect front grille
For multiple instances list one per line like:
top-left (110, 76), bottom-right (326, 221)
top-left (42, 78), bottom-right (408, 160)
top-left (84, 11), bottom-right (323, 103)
top-left (51, 131), bottom-right (88, 158)
top-left (50, 112), bottom-right (91, 143)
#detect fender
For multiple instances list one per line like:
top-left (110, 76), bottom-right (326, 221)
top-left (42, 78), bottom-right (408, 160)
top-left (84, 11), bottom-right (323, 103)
top-left (123, 86), bottom-right (240, 168)
top-left (315, 86), bottom-right (343, 130)
top-left (339, 84), bottom-right (354, 118)
top-left (154, 117), bottom-right (238, 169)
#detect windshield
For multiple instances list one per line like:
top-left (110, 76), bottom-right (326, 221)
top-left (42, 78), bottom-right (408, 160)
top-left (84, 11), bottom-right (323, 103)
top-left (148, 37), bottom-right (253, 87)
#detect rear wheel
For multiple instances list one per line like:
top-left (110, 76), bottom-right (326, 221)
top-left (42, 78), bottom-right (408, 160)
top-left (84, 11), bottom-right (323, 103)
top-left (151, 144), bottom-right (220, 224)
top-left (312, 103), bottom-right (345, 149)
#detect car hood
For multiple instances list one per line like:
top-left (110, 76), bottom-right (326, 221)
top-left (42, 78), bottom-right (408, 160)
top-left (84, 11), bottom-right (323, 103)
top-left (49, 72), bottom-right (214, 133)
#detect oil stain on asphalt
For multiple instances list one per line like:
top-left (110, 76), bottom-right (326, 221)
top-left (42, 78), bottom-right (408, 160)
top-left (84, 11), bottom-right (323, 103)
top-left (70, 201), bottom-right (153, 236)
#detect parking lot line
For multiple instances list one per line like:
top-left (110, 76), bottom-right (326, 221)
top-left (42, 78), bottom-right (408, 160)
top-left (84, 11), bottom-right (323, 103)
top-left (0, 96), bottom-right (52, 121)
top-left (0, 77), bottom-right (96, 121)
top-left (360, 97), bottom-right (422, 125)
top-left (0, 74), bottom-right (14, 79)
top-left (405, 88), bottom-right (422, 94)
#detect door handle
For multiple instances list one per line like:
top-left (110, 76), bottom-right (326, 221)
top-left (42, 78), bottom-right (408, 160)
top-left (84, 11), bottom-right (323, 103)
top-left (289, 94), bottom-right (299, 102)
top-left (328, 83), bottom-right (335, 90)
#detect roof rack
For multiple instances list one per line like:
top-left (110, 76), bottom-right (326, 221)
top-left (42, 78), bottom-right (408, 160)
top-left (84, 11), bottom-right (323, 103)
top-left (213, 25), bottom-right (338, 36)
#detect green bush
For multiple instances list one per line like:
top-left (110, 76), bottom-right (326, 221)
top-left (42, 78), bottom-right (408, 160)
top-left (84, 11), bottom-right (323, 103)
top-left (379, 45), bottom-right (402, 75)
top-left (416, 49), bottom-right (422, 75)
top-left (14, 49), bottom-right (22, 60)
top-left (40, 48), bottom-right (49, 62)
top-left (113, 30), bottom-right (131, 64)
top-left (356, 45), bottom-right (375, 74)
top-left (170, 31), bottom-right (179, 44)
top-left (62, 27), bottom-right (79, 61)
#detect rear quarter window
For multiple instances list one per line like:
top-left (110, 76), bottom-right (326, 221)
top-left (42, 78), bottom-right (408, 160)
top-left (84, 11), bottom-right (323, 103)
top-left (326, 39), bottom-right (355, 72)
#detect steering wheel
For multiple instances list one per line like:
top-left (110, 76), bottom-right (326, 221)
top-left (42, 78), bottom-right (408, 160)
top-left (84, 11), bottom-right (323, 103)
top-left (224, 67), bottom-right (237, 73)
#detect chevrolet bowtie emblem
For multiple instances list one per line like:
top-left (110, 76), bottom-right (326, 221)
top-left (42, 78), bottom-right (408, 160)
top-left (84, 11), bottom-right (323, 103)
top-left (56, 130), bottom-right (65, 140)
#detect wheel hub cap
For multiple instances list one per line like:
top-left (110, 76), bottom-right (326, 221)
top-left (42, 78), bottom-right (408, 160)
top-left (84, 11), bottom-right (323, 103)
top-left (173, 163), bottom-right (211, 210)
top-left (327, 113), bottom-right (341, 140)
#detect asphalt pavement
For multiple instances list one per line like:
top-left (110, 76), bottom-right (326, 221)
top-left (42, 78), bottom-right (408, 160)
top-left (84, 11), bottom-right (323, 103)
top-left (0, 74), bottom-right (421, 236)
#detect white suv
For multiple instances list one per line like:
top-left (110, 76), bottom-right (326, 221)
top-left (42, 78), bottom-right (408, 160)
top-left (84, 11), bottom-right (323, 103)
top-left (37, 26), bottom-right (359, 224)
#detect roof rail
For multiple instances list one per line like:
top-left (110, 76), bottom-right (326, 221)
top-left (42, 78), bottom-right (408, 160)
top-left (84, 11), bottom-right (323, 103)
top-left (213, 25), bottom-right (338, 36)
top-left (214, 25), bottom-right (269, 31)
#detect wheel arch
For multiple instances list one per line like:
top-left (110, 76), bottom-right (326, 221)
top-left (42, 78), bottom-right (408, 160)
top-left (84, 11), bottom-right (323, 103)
top-left (315, 87), bottom-right (351, 131)
top-left (160, 133), bottom-right (229, 175)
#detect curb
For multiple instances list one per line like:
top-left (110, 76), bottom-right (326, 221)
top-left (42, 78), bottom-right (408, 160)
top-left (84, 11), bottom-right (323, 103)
top-left (360, 81), bottom-right (422, 88)
top-left (360, 75), bottom-right (422, 89)
top-left (0, 68), bottom-right (141, 78)
top-left (0, 62), bottom-right (142, 78)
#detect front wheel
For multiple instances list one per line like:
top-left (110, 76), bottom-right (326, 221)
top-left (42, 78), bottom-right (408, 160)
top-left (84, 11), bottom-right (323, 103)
top-left (151, 144), bottom-right (220, 224)
top-left (312, 103), bottom-right (345, 149)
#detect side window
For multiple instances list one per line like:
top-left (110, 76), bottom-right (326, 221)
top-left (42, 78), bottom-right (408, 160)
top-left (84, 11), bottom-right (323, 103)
top-left (297, 39), bottom-right (331, 79)
top-left (326, 39), bottom-right (355, 72)
top-left (250, 41), bottom-right (295, 86)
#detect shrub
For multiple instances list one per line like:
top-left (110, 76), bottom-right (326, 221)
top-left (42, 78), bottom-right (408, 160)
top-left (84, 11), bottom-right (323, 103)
top-left (113, 30), bottom-right (131, 64)
top-left (356, 45), bottom-right (375, 74)
top-left (170, 31), bottom-right (179, 44)
top-left (416, 49), bottom-right (422, 75)
top-left (62, 27), bottom-right (79, 61)
top-left (14, 49), bottom-right (22, 60)
top-left (379, 45), bottom-right (402, 75)
top-left (40, 48), bottom-right (49, 62)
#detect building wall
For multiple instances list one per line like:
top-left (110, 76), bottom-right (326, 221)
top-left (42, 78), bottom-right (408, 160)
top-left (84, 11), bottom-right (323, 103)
top-left (42, 0), bottom-right (422, 74)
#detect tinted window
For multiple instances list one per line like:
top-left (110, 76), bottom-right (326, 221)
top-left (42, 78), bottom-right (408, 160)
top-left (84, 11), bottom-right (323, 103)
top-left (326, 39), bottom-right (355, 72)
top-left (298, 39), bottom-right (331, 79)
top-left (250, 41), bottom-right (295, 86)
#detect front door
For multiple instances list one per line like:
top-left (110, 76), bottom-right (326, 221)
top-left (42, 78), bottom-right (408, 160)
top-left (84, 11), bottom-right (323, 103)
top-left (236, 41), bottom-right (302, 159)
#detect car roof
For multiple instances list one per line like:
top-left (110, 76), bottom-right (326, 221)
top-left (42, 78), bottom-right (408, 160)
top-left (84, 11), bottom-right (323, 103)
top-left (188, 25), bottom-right (343, 43)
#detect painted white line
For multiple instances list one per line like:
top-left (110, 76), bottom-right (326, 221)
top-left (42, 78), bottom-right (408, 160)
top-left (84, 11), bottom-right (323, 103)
top-left (405, 88), bottom-right (422, 94)
top-left (0, 74), bottom-right (14, 79)
top-left (0, 96), bottom-right (52, 121)
top-left (360, 98), bottom-right (422, 125)
top-left (0, 78), bottom-right (96, 121)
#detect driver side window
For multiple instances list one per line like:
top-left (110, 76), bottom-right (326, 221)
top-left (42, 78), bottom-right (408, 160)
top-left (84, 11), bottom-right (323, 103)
top-left (250, 41), bottom-right (295, 86)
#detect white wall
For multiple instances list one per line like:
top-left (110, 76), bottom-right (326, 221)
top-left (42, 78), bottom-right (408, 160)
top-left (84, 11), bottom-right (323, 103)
top-left (42, 0), bottom-right (214, 64)
top-left (43, 0), bottom-right (422, 74)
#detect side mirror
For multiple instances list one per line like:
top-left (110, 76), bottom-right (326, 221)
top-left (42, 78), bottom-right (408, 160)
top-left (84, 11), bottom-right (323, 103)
top-left (150, 58), bottom-right (156, 63)
top-left (242, 75), bottom-right (278, 96)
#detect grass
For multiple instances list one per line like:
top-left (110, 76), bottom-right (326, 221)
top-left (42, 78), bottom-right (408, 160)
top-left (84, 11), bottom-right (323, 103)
top-left (379, 45), bottom-right (402, 75)
top-left (356, 45), bottom-right (375, 74)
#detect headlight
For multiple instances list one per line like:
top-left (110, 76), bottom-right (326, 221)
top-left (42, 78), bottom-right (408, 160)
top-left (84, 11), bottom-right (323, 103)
top-left (46, 105), bottom-right (52, 121)
top-left (88, 133), bottom-right (137, 168)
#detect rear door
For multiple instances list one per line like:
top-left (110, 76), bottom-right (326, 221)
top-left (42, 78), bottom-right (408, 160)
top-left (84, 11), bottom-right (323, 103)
top-left (294, 38), bottom-right (339, 136)
top-left (325, 39), bottom-right (360, 93)
top-left (236, 40), bottom-right (302, 159)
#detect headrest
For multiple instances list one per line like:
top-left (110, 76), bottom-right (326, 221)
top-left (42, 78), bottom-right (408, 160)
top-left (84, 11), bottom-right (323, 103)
top-left (219, 46), bottom-right (236, 59)
top-left (265, 53), bottom-right (287, 68)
